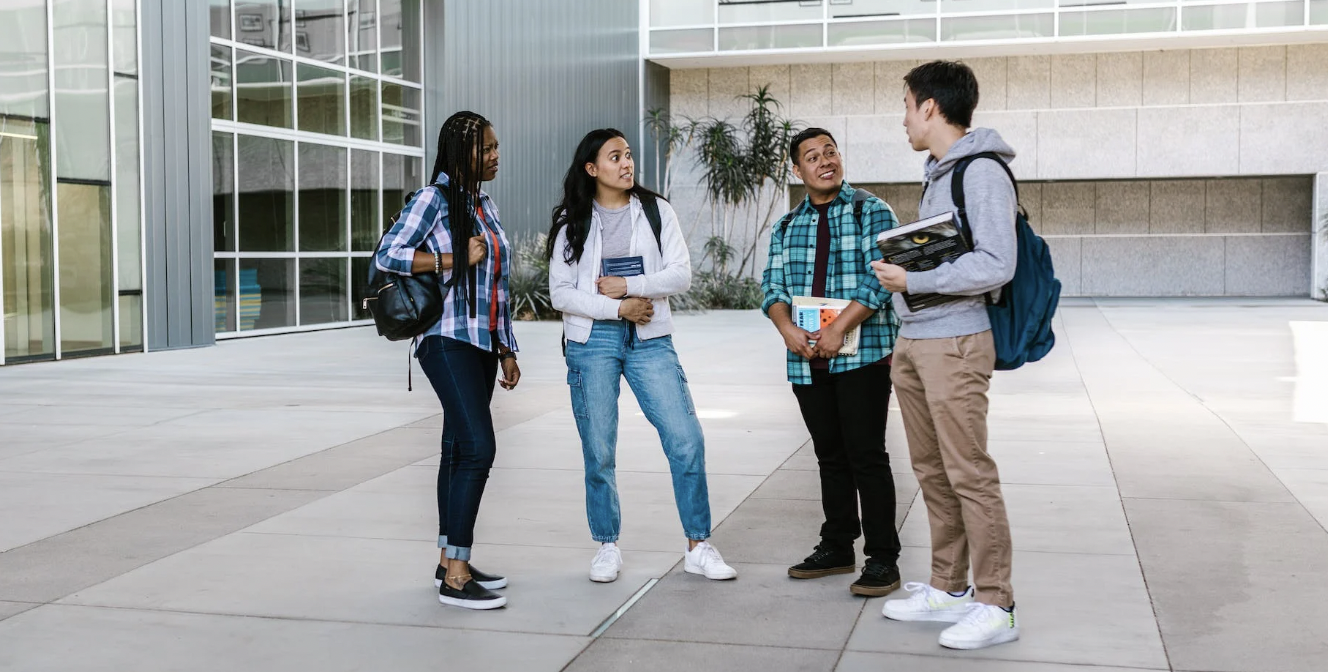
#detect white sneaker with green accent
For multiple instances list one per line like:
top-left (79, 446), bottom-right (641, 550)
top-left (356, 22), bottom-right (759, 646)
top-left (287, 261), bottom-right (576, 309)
top-left (881, 582), bottom-right (974, 622)
top-left (938, 602), bottom-right (1020, 650)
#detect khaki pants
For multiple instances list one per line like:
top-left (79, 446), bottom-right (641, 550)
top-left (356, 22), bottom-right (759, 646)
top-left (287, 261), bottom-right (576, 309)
top-left (892, 331), bottom-right (1014, 607)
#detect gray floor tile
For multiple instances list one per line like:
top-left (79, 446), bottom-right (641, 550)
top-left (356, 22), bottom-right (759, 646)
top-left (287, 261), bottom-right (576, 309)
top-left (899, 484), bottom-right (1136, 556)
top-left (847, 550), bottom-right (1168, 669)
top-left (0, 604), bottom-right (589, 672)
top-left (1124, 497), bottom-right (1328, 672)
top-left (0, 602), bottom-right (37, 622)
top-left (835, 651), bottom-right (1162, 672)
top-left (62, 532), bottom-right (680, 637)
top-left (216, 426), bottom-right (438, 491)
top-left (604, 562), bottom-right (867, 650)
top-left (569, 638), bottom-right (839, 672)
top-left (986, 440), bottom-right (1118, 487)
top-left (750, 468), bottom-right (918, 505)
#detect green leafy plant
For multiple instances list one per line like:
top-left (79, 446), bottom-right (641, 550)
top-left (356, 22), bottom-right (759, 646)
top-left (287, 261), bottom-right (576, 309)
top-left (506, 233), bottom-right (556, 321)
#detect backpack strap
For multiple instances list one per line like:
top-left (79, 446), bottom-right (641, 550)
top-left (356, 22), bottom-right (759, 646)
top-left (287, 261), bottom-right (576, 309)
top-left (639, 193), bottom-right (664, 253)
top-left (852, 187), bottom-right (873, 228)
top-left (950, 153), bottom-right (1017, 306)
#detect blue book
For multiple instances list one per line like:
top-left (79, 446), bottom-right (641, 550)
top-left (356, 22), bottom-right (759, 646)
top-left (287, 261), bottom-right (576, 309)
top-left (601, 256), bottom-right (645, 277)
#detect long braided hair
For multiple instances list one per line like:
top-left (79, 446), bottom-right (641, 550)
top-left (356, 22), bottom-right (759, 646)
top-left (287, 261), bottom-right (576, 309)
top-left (429, 111), bottom-right (491, 315)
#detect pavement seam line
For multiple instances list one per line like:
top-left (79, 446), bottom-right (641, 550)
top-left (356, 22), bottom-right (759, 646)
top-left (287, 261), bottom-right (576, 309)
top-left (588, 578), bottom-right (658, 638)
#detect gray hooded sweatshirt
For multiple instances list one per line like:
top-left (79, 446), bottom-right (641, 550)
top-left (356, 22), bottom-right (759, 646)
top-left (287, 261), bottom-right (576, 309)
top-left (892, 128), bottom-right (1018, 340)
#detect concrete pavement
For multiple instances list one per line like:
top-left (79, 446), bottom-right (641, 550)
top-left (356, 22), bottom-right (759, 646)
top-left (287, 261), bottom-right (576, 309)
top-left (1, 300), bottom-right (1326, 671)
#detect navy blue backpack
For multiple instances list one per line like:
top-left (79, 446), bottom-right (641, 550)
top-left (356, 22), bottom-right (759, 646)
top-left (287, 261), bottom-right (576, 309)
top-left (951, 153), bottom-right (1061, 371)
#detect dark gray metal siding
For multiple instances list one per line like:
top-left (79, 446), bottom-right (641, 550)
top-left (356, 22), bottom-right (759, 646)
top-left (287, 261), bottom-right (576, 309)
top-left (425, 0), bottom-right (641, 238)
top-left (141, 0), bottom-right (214, 350)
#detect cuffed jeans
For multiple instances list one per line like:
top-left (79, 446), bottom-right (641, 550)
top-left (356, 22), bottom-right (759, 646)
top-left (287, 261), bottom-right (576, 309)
top-left (565, 320), bottom-right (712, 543)
top-left (416, 335), bottom-right (498, 562)
top-left (791, 361), bottom-right (902, 563)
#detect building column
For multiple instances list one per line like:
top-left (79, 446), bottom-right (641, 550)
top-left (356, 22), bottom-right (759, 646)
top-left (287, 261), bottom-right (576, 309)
top-left (1316, 173), bottom-right (1328, 301)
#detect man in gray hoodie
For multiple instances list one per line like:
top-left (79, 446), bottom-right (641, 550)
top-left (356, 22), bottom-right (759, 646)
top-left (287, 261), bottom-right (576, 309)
top-left (871, 60), bottom-right (1020, 650)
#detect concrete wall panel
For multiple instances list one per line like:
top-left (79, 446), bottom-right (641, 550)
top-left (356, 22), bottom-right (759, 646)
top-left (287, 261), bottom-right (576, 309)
top-left (1051, 54), bottom-right (1097, 108)
top-left (1097, 52), bottom-right (1143, 108)
top-left (1038, 109), bottom-right (1137, 179)
top-left (874, 59), bottom-right (920, 114)
top-left (1042, 182), bottom-right (1097, 235)
top-left (1238, 46), bottom-right (1287, 103)
top-left (1149, 181), bottom-right (1206, 234)
top-left (1224, 234), bottom-right (1312, 296)
top-left (1287, 44), bottom-right (1328, 102)
top-left (1136, 105), bottom-right (1240, 178)
top-left (1008, 55), bottom-right (1051, 110)
top-left (709, 68), bottom-right (750, 121)
top-left (1046, 236), bottom-right (1082, 296)
top-left (967, 57), bottom-right (1008, 111)
top-left (1261, 177), bottom-right (1314, 233)
top-left (844, 116), bottom-right (919, 184)
top-left (1096, 181), bottom-right (1151, 235)
top-left (1081, 236), bottom-right (1226, 296)
top-left (971, 110), bottom-right (1037, 181)
top-left (1205, 178), bottom-right (1263, 234)
top-left (749, 65), bottom-right (791, 102)
top-left (1240, 102), bottom-right (1328, 175)
top-left (791, 64), bottom-right (833, 118)
top-left (671, 69), bottom-right (709, 120)
top-left (1190, 48), bottom-right (1238, 104)
top-left (1143, 51), bottom-right (1190, 105)
top-left (833, 62), bottom-right (875, 115)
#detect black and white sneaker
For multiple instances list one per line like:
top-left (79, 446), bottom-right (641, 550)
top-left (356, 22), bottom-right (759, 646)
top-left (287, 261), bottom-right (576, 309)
top-left (435, 564), bottom-right (507, 590)
top-left (438, 578), bottom-right (507, 610)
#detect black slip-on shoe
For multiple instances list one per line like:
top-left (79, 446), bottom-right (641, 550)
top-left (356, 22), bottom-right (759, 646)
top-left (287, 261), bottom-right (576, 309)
top-left (849, 559), bottom-right (902, 597)
top-left (436, 564), bottom-right (507, 590)
top-left (787, 543), bottom-right (856, 579)
top-left (438, 579), bottom-right (507, 610)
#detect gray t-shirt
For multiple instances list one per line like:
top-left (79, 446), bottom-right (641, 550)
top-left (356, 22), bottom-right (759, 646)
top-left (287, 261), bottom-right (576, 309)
top-left (594, 200), bottom-right (633, 260)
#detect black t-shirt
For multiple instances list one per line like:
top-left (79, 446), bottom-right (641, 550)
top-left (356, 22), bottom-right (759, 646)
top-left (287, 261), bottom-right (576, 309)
top-left (810, 202), bottom-right (832, 370)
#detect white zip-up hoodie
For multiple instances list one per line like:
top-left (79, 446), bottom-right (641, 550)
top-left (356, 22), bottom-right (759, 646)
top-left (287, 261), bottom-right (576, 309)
top-left (549, 195), bottom-right (691, 343)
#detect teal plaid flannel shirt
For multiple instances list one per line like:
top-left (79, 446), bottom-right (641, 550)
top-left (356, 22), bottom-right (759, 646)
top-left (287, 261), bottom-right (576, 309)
top-left (760, 181), bottom-right (901, 385)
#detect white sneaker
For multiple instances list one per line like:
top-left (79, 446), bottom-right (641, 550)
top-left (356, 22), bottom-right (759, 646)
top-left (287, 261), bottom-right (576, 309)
top-left (882, 582), bottom-right (975, 622)
top-left (589, 543), bottom-right (622, 583)
top-left (683, 541), bottom-right (737, 580)
top-left (939, 602), bottom-right (1020, 650)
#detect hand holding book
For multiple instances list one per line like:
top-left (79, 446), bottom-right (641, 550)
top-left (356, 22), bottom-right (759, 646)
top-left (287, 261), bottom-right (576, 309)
top-left (875, 211), bottom-right (973, 311)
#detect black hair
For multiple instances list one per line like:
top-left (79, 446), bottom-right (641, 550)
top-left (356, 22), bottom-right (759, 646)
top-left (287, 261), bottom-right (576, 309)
top-left (546, 128), bottom-right (664, 264)
top-left (903, 60), bottom-right (979, 129)
top-left (789, 127), bottom-right (837, 166)
top-left (428, 111), bottom-right (491, 314)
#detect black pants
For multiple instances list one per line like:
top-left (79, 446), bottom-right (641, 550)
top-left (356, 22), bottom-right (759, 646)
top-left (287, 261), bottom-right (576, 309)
top-left (416, 335), bottom-right (498, 561)
top-left (791, 362), bottom-right (901, 563)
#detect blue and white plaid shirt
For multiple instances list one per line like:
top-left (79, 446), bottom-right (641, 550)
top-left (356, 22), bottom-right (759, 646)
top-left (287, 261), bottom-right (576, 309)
top-left (761, 180), bottom-right (899, 385)
top-left (374, 173), bottom-right (518, 353)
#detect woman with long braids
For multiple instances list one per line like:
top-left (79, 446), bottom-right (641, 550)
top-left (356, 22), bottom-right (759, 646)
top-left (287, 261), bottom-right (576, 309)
top-left (547, 129), bottom-right (736, 584)
top-left (375, 111), bottom-right (518, 610)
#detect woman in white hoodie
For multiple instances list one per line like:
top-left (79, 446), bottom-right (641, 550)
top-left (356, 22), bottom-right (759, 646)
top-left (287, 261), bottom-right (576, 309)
top-left (546, 128), bottom-right (736, 584)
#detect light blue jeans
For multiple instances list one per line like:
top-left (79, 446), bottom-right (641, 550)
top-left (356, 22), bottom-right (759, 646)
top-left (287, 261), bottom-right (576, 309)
top-left (565, 320), bottom-right (712, 543)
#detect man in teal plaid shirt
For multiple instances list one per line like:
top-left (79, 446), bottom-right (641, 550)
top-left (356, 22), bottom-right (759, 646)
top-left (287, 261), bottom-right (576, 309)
top-left (761, 127), bottom-right (904, 598)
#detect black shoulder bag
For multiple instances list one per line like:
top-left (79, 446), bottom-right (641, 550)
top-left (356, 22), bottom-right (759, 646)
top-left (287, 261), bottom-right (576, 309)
top-left (363, 186), bottom-right (451, 342)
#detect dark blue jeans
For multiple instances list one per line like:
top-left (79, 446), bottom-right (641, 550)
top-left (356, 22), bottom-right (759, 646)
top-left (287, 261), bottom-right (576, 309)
top-left (416, 335), bottom-right (498, 562)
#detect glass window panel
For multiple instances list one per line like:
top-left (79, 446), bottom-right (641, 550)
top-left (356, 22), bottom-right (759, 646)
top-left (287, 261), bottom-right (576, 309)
top-left (237, 134), bottom-right (294, 251)
top-left (719, 0), bottom-right (823, 24)
top-left (213, 132), bottom-right (236, 252)
top-left (212, 44), bottom-right (233, 121)
top-left (382, 153), bottom-right (422, 225)
top-left (118, 293), bottom-right (141, 350)
top-left (1182, 1), bottom-right (1305, 30)
top-left (830, 0), bottom-right (932, 18)
top-left (941, 0), bottom-right (1055, 12)
top-left (299, 257), bottom-right (348, 324)
top-left (57, 182), bottom-right (114, 355)
top-left (1313, 0), bottom-right (1328, 23)
top-left (298, 142), bottom-right (347, 252)
top-left (211, 0), bottom-right (232, 39)
top-left (381, 0), bottom-right (422, 83)
top-left (215, 258), bottom-right (237, 333)
top-left (239, 258), bottom-right (295, 330)
top-left (719, 23), bottom-right (824, 50)
top-left (351, 256), bottom-right (371, 319)
top-left (650, 28), bottom-right (716, 54)
top-left (114, 76), bottom-right (141, 293)
top-left (294, 0), bottom-right (345, 64)
top-left (351, 149), bottom-right (379, 250)
top-left (350, 75), bottom-right (378, 140)
top-left (236, 49), bottom-right (293, 129)
top-left (381, 82), bottom-right (421, 147)
top-left (111, 0), bottom-right (137, 75)
top-left (53, 0), bottom-right (111, 182)
top-left (348, 0), bottom-right (378, 72)
top-left (828, 18), bottom-right (937, 45)
top-left (941, 13), bottom-right (1054, 40)
top-left (1, 119), bottom-right (56, 361)
top-left (0, 0), bottom-right (50, 120)
top-left (236, 0), bottom-right (293, 52)
top-left (653, 0), bottom-right (715, 26)
top-left (296, 63), bottom-right (346, 136)
top-left (1060, 7), bottom-right (1176, 35)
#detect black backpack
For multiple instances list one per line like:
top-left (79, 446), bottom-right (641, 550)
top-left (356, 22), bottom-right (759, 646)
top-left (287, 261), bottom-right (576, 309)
top-left (363, 186), bottom-right (448, 342)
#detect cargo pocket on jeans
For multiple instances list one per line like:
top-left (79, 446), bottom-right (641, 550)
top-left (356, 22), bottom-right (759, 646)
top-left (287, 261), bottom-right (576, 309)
top-left (676, 366), bottom-right (697, 416)
top-left (567, 370), bottom-right (589, 420)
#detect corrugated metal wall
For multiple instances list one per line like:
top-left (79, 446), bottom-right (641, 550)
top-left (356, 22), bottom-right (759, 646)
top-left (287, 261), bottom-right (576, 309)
top-left (141, 0), bottom-right (214, 351)
top-left (424, 0), bottom-right (641, 238)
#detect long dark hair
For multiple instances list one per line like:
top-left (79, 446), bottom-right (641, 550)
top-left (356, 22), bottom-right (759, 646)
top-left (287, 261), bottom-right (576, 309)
top-left (429, 111), bottom-right (490, 313)
top-left (546, 128), bottom-right (663, 264)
